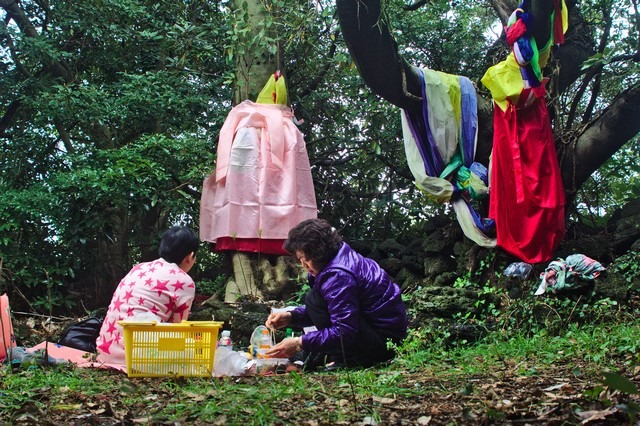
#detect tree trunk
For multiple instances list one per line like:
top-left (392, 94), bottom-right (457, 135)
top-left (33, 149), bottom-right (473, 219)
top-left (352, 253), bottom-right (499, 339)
top-left (222, 0), bottom-right (293, 302)
top-left (232, 0), bottom-right (279, 106)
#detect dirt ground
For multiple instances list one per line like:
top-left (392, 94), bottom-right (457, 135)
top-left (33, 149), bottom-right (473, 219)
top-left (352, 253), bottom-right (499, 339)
top-left (6, 315), bottom-right (640, 425)
top-left (6, 361), bottom-right (640, 425)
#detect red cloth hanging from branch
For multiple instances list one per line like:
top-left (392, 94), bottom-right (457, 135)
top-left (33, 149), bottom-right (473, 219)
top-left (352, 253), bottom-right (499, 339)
top-left (489, 95), bottom-right (565, 263)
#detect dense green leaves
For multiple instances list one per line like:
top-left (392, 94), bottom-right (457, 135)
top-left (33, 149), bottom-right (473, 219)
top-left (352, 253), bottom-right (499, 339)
top-left (0, 0), bottom-right (230, 310)
top-left (0, 0), bottom-right (638, 312)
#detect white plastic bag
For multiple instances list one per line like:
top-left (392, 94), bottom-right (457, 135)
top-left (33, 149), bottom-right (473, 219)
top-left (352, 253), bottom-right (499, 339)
top-left (213, 346), bottom-right (254, 377)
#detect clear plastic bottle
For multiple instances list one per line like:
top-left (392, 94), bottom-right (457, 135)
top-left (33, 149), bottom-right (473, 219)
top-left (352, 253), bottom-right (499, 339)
top-left (219, 330), bottom-right (233, 350)
top-left (257, 328), bottom-right (271, 358)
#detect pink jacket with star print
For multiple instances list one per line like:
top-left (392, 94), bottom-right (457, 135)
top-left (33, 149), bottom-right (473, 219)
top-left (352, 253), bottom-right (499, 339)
top-left (95, 258), bottom-right (195, 365)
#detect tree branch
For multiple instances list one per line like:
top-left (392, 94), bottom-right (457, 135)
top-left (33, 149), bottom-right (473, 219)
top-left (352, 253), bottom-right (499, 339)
top-left (561, 85), bottom-right (640, 198)
top-left (335, 0), bottom-right (423, 114)
top-left (0, 0), bottom-right (74, 82)
top-left (53, 117), bottom-right (74, 154)
top-left (581, 2), bottom-right (611, 124)
top-left (0, 100), bottom-right (20, 136)
top-left (296, 30), bottom-right (340, 99)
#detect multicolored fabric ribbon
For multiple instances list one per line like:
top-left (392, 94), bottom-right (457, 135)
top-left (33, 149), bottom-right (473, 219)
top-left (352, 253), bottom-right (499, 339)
top-left (402, 69), bottom-right (496, 247)
top-left (480, 0), bottom-right (568, 263)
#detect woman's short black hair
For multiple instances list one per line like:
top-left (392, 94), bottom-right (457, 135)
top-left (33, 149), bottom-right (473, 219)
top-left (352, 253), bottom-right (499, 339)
top-left (283, 219), bottom-right (342, 270)
top-left (159, 226), bottom-right (199, 265)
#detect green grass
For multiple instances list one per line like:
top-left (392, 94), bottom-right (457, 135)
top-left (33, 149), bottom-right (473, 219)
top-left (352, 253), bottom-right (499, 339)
top-left (2, 317), bottom-right (640, 424)
top-left (393, 317), bottom-right (640, 378)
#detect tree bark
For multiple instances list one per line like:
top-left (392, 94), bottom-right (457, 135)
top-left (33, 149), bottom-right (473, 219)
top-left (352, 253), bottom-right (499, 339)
top-left (231, 0), bottom-right (280, 106)
top-left (335, 0), bottom-right (422, 114)
top-left (221, 0), bottom-right (293, 303)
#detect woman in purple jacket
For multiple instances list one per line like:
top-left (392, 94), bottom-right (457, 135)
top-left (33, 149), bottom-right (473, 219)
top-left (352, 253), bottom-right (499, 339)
top-left (265, 219), bottom-right (408, 368)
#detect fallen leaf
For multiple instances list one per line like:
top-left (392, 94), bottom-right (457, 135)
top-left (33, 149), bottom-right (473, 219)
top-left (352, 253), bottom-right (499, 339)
top-left (417, 415), bottom-right (432, 425)
top-left (52, 404), bottom-right (82, 410)
top-left (543, 384), bottom-right (567, 391)
top-left (576, 408), bottom-right (616, 424)
top-left (372, 396), bottom-right (396, 404)
top-left (362, 416), bottom-right (378, 425)
top-left (15, 414), bottom-right (39, 423)
top-left (183, 391), bottom-right (206, 401)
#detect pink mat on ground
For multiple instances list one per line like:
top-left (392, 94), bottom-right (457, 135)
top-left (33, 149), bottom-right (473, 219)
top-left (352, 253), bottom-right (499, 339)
top-left (29, 341), bottom-right (127, 373)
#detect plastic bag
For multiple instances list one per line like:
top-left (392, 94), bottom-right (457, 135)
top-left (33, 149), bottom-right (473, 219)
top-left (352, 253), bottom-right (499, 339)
top-left (57, 317), bottom-right (103, 353)
top-left (213, 346), bottom-right (254, 377)
top-left (8, 346), bottom-right (64, 365)
top-left (250, 325), bottom-right (275, 358)
top-left (503, 262), bottom-right (533, 279)
top-left (254, 357), bottom-right (291, 375)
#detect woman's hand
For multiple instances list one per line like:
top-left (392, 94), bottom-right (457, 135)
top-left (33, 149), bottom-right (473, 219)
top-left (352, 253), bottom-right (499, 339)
top-left (265, 311), bottom-right (292, 330)
top-left (265, 337), bottom-right (301, 358)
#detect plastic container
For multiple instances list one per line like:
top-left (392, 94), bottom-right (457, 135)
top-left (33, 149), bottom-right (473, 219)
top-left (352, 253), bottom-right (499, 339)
top-left (254, 357), bottom-right (290, 375)
top-left (256, 328), bottom-right (272, 358)
top-left (218, 330), bottom-right (233, 350)
top-left (249, 325), bottom-right (274, 359)
top-left (119, 320), bottom-right (223, 377)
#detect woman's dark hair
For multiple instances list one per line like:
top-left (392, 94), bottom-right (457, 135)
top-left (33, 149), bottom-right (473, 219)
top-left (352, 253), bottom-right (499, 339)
top-left (283, 219), bottom-right (342, 270)
top-left (159, 226), bottom-right (199, 265)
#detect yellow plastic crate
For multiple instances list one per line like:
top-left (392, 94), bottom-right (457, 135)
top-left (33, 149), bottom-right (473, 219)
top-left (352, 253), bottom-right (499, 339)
top-left (119, 320), bottom-right (223, 377)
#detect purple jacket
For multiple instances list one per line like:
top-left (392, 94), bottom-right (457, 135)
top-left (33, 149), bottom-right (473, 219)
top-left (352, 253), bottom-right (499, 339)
top-left (291, 243), bottom-right (408, 353)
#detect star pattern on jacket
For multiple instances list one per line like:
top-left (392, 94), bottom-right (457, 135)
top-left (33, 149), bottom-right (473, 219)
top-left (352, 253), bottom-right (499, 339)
top-left (152, 280), bottom-right (170, 296)
top-left (172, 280), bottom-right (185, 291)
top-left (95, 258), bottom-right (196, 366)
top-left (98, 338), bottom-right (113, 354)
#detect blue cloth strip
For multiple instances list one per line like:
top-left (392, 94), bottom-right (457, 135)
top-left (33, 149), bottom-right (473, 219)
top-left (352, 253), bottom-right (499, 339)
top-left (459, 77), bottom-right (478, 167)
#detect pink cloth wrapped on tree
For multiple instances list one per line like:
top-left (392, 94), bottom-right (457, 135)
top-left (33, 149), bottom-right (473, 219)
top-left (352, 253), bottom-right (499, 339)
top-left (200, 100), bottom-right (317, 254)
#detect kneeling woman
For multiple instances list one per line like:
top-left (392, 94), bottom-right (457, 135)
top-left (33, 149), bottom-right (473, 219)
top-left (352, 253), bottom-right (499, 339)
top-left (265, 219), bottom-right (408, 368)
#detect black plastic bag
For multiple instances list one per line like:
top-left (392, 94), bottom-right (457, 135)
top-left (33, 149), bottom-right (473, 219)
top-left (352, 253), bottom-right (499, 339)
top-left (58, 317), bottom-right (103, 353)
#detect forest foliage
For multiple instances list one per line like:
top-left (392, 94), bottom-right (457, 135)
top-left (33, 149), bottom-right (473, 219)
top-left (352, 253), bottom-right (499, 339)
top-left (0, 0), bottom-right (639, 314)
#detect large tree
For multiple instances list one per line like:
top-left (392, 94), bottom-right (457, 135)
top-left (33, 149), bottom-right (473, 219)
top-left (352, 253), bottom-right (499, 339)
top-left (334, 0), bottom-right (640, 204)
